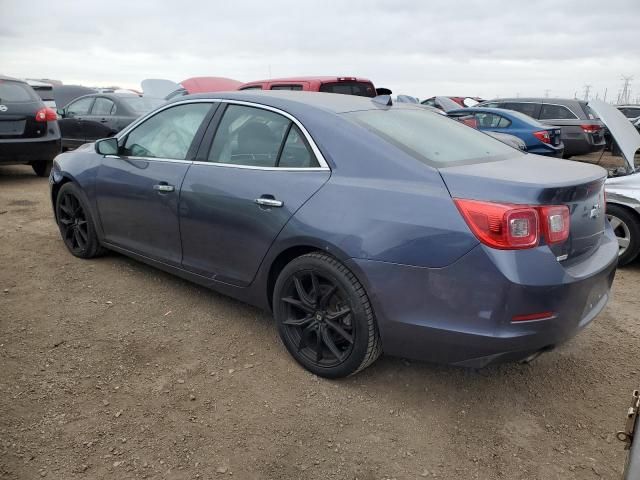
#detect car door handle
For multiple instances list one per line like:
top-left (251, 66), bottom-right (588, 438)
top-left (254, 197), bottom-right (283, 208)
top-left (99, 118), bottom-right (108, 123)
top-left (153, 184), bottom-right (175, 192)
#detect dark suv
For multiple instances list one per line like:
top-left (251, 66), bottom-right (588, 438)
top-left (478, 98), bottom-right (605, 158)
top-left (0, 75), bottom-right (61, 176)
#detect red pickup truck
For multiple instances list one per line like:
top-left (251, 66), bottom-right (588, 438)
top-left (238, 76), bottom-right (378, 97)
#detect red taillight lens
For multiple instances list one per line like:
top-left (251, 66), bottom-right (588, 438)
top-left (539, 205), bottom-right (570, 244)
top-left (512, 311), bottom-right (555, 322)
top-left (34, 107), bottom-right (57, 122)
top-left (533, 130), bottom-right (551, 144)
top-left (455, 199), bottom-right (572, 250)
top-left (581, 123), bottom-right (602, 133)
top-left (454, 199), bottom-right (539, 249)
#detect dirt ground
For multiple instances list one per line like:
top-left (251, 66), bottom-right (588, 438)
top-left (1, 163), bottom-right (639, 480)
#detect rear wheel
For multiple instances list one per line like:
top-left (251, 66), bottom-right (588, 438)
top-left (607, 204), bottom-right (640, 266)
top-left (31, 160), bottom-right (52, 177)
top-left (55, 182), bottom-right (106, 258)
top-left (273, 252), bottom-right (381, 378)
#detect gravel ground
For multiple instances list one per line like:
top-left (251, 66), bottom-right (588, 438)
top-left (1, 164), bottom-right (639, 480)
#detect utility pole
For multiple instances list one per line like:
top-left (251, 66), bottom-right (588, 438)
top-left (544, 89), bottom-right (551, 98)
top-left (583, 84), bottom-right (592, 101)
top-left (618, 75), bottom-right (633, 104)
top-left (603, 88), bottom-right (607, 103)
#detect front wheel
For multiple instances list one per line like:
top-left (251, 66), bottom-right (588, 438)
top-left (273, 252), bottom-right (381, 378)
top-left (31, 160), bottom-right (52, 177)
top-left (607, 204), bottom-right (640, 266)
top-left (55, 182), bottom-right (106, 259)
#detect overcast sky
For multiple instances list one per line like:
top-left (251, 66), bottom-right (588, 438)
top-left (2, 0), bottom-right (638, 101)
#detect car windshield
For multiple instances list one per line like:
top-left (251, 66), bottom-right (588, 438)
top-left (345, 108), bottom-right (520, 166)
top-left (0, 80), bottom-right (40, 103)
top-left (121, 96), bottom-right (164, 113)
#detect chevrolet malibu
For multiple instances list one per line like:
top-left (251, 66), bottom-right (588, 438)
top-left (50, 91), bottom-right (618, 378)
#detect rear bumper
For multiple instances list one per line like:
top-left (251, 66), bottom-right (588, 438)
top-left (0, 128), bottom-right (61, 164)
top-left (347, 225), bottom-right (618, 368)
top-left (528, 144), bottom-right (564, 158)
top-left (563, 135), bottom-right (605, 157)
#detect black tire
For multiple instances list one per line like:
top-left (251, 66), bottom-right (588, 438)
top-left (273, 252), bottom-right (381, 378)
top-left (31, 161), bottom-right (52, 177)
top-left (55, 182), bottom-right (106, 259)
top-left (607, 204), bottom-right (640, 266)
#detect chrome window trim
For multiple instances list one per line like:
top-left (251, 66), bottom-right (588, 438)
top-left (104, 154), bottom-right (192, 164)
top-left (114, 98), bottom-right (330, 171)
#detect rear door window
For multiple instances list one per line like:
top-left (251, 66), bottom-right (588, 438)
top-left (66, 97), bottom-right (95, 117)
top-left (0, 80), bottom-right (40, 103)
top-left (502, 102), bottom-right (539, 118)
top-left (475, 112), bottom-right (511, 128)
top-left (319, 82), bottom-right (376, 97)
top-left (122, 103), bottom-right (211, 159)
top-left (91, 98), bottom-right (116, 116)
top-left (207, 104), bottom-right (290, 167)
top-left (540, 104), bottom-right (578, 120)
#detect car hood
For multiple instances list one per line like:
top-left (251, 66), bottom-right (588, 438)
top-left (605, 169), bottom-right (640, 199)
top-left (141, 79), bottom-right (181, 99)
top-left (589, 99), bottom-right (640, 171)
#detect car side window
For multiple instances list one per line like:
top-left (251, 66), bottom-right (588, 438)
top-left (539, 104), bottom-right (577, 120)
top-left (91, 98), bottom-right (116, 116)
top-left (66, 97), bottom-right (94, 117)
top-left (502, 102), bottom-right (538, 118)
top-left (239, 86), bottom-right (263, 90)
top-left (122, 103), bottom-right (211, 160)
top-left (207, 104), bottom-right (290, 167)
top-left (475, 113), bottom-right (510, 129)
top-left (278, 125), bottom-right (319, 168)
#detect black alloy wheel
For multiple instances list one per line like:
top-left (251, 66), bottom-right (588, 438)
top-left (274, 252), bottom-right (381, 378)
top-left (55, 183), bottom-right (105, 259)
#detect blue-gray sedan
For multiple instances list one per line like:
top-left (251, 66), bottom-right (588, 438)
top-left (49, 91), bottom-right (618, 378)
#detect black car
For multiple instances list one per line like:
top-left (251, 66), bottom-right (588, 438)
top-left (58, 94), bottom-right (163, 151)
top-left (0, 75), bottom-right (61, 176)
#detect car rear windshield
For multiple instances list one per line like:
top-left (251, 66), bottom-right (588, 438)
top-left (319, 81), bottom-right (375, 97)
top-left (345, 108), bottom-right (520, 167)
top-left (121, 96), bottom-right (164, 113)
top-left (0, 80), bottom-right (40, 103)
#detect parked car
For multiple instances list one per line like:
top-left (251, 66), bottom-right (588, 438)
top-left (618, 105), bottom-right (640, 122)
top-left (238, 76), bottom-right (377, 97)
top-left (478, 98), bottom-right (605, 158)
top-left (58, 93), bottom-right (163, 151)
top-left (26, 79), bottom-right (56, 109)
top-left (448, 107), bottom-right (564, 157)
top-left (164, 77), bottom-right (243, 100)
top-left (0, 75), bottom-right (60, 176)
top-left (52, 85), bottom-right (98, 113)
top-left (422, 96), bottom-right (485, 109)
top-left (50, 91), bottom-right (617, 377)
top-left (587, 99), bottom-right (640, 265)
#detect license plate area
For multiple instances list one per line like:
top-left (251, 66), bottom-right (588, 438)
top-left (0, 120), bottom-right (26, 136)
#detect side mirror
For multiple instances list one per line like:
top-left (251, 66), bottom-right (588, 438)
top-left (56, 107), bottom-right (65, 117)
top-left (95, 137), bottom-right (119, 156)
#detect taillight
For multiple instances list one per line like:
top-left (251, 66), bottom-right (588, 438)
top-left (35, 107), bottom-right (57, 122)
top-left (580, 123), bottom-right (602, 133)
top-left (455, 199), bottom-right (571, 250)
top-left (539, 205), bottom-right (570, 244)
top-left (533, 130), bottom-right (551, 144)
top-left (454, 199), bottom-right (539, 249)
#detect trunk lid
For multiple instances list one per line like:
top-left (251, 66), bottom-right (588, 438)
top-left (439, 155), bottom-right (607, 261)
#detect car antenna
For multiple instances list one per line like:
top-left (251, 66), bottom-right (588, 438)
top-left (372, 95), bottom-right (392, 107)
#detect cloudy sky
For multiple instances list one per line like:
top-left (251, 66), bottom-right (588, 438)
top-left (2, 0), bottom-right (638, 101)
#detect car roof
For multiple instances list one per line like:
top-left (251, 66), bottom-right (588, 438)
top-left (174, 90), bottom-right (416, 115)
top-left (486, 97), bottom-right (583, 104)
top-left (0, 74), bottom-right (26, 83)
